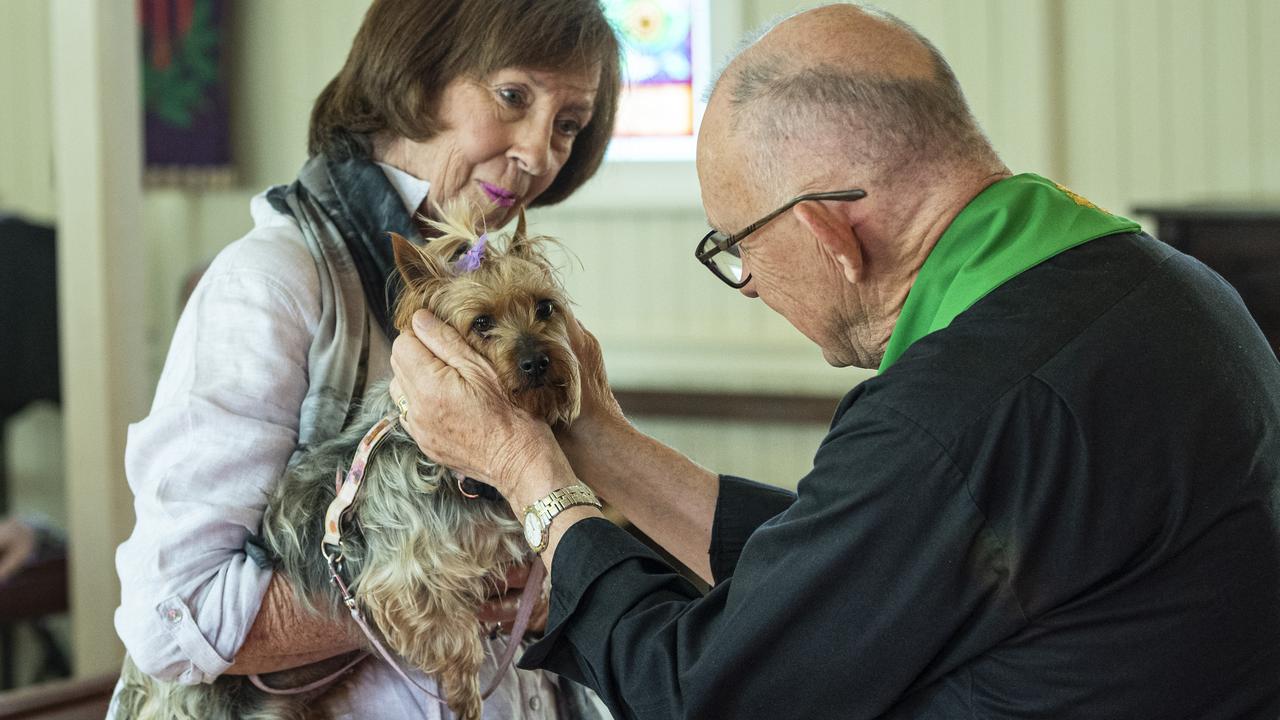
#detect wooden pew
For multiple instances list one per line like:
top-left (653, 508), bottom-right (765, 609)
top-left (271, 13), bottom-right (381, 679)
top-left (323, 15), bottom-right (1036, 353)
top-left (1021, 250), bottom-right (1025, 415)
top-left (0, 674), bottom-right (116, 720)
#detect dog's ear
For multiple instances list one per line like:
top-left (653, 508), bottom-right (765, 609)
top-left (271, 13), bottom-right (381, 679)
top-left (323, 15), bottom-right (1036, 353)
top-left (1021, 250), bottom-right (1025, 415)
top-left (506, 208), bottom-right (547, 263)
top-left (390, 232), bottom-right (449, 289)
top-left (515, 208), bottom-right (528, 243)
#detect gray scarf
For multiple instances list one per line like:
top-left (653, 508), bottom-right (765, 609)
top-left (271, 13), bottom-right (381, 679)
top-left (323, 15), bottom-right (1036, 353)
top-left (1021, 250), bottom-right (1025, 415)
top-left (266, 153), bottom-right (416, 448)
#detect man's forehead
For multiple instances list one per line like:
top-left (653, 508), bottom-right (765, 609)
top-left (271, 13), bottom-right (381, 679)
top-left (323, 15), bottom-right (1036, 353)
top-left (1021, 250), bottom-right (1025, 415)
top-left (697, 154), bottom-right (748, 230)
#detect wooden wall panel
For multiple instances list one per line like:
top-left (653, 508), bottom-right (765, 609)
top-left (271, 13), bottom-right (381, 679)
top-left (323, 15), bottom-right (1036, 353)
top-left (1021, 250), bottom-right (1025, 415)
top-left (1259, 0), bottom-right (1280, 193)
top-left (1206, 1), bottom-right (1254, 198)
top-left (1062, 0), bottom-right (1125, 208)
top-left (634, 416), bottom-right (830, 491)
top-left (0, 0), bottom-right (55, 222)
top-left (1123, 0), bottom-right (1168, 201)
top-left (1061, 0), bottom-right (1279, 217)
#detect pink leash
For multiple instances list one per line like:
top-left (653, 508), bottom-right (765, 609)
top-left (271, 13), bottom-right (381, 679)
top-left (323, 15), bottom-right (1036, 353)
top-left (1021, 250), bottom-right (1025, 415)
top-left (251, 412), bottom-right (547, 705)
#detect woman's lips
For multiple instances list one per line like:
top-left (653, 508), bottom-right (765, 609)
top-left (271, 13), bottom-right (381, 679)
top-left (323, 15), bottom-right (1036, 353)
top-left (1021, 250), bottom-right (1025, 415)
top-left (479, 181), bottom-right (517, 208)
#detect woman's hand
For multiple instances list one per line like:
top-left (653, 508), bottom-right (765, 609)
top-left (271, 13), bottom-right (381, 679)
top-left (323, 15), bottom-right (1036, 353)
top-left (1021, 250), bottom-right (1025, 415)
top-left (476, 561), bottom-right (549, 636)
top-left (389, 309), bottom-right (567, 505)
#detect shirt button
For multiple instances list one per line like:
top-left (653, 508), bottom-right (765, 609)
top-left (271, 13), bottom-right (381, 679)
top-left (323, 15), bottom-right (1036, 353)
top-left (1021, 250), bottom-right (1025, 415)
top-left (528, 695), bottom-right (541, 711)
top-left (164, 607), bottom-right (181, 624)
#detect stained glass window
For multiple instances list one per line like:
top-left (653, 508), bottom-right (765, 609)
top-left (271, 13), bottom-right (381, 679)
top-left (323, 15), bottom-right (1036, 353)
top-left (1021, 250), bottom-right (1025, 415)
top-left (603, 0), bottom-right (710, 161)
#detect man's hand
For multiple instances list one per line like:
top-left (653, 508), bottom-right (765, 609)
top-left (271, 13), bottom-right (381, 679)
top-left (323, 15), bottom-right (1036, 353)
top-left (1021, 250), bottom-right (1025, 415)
top-left (563, 312), bottom-right (626, 430)
top-left (0, 517), bottom-right (38, 583)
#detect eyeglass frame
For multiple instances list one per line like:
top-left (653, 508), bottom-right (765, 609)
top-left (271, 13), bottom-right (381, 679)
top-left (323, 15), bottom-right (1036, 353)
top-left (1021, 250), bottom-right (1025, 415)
top-left (694, 188), bottom-right (869, 288)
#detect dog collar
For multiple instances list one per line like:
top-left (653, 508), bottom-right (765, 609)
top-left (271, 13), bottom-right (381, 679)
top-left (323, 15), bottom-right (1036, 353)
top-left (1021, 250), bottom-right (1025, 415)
top-left (322, 412), bottom-right (399, 549)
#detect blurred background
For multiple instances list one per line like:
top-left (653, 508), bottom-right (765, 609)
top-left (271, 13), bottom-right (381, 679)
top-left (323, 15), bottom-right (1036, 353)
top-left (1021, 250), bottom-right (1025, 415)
top-left (0, 0), bottom-right (1276, 702)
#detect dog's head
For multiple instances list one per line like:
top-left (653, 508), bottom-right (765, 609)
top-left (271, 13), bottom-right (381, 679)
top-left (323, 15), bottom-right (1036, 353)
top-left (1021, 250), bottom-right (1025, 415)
top-left (389, 205), bottom-right (580, 427)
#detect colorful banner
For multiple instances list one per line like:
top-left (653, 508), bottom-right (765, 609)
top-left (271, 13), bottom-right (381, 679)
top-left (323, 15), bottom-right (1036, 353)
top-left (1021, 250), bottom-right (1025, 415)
top-left (140, 0), bottom-right (232, 188)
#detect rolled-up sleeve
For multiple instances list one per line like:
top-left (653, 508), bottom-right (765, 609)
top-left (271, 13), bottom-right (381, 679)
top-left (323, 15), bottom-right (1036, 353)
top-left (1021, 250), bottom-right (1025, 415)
top-left (115, 214), bottom-right (318, 683)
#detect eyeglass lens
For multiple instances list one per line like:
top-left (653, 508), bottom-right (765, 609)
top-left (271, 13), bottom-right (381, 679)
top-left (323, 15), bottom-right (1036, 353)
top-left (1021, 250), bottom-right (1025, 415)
top-left (712, 244), bottom-right (744, 283)
top-left (706, 233), bottom-right (747, 283)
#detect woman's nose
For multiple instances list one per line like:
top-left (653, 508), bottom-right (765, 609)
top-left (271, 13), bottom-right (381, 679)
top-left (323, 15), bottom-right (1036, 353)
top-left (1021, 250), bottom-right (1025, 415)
top-left (508, 117), bottom-right (555, 177)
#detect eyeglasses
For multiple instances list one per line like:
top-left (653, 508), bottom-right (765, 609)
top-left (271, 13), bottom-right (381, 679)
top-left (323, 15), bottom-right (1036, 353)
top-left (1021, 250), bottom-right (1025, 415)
top-left (694, 189), bottom-right (868, 288)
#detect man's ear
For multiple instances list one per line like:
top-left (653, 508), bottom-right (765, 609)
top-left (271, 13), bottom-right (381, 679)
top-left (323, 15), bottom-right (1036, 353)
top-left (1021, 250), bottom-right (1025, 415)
top-left (792, 202), bottom-right (863, 284)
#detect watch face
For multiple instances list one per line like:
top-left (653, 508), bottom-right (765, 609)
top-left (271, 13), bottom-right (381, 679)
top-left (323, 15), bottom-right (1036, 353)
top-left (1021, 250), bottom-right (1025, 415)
top-left (523, 512), bottom-right (542, 547)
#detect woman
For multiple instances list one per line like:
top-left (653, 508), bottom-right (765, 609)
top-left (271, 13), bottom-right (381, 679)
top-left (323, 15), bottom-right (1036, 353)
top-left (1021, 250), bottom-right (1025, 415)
top-left (112, 1), bottom-right (619, 717)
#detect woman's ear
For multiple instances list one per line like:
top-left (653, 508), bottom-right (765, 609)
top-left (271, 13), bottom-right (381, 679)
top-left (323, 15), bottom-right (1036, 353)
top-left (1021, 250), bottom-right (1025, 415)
top-left (792, 202), bottom-right (863, 284)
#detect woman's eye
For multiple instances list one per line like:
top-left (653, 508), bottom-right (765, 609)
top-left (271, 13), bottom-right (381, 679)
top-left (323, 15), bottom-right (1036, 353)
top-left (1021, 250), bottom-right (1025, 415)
top-left (535, 300), bottom-right (555, 320)
top-left (471, 315), bottom-right (494, 335)
top-left (498, 87), bottom-right (527, 108)
top-left (555, 117), bottom-right (583, 137)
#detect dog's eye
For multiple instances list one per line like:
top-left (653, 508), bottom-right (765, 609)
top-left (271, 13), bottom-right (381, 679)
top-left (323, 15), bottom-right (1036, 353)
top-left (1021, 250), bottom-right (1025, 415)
top-left (535, 300), bottom-right (555, 320)
top-left (470, 315), bottom-right (494, 336)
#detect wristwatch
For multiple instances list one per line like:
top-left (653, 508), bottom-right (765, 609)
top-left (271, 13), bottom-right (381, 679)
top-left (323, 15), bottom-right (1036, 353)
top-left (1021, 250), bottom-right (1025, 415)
top-left (522, 483), bottom-right (601, 553)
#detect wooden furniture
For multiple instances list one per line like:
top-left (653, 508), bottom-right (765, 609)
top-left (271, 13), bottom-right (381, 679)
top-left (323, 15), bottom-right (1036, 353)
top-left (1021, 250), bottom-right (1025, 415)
top-left (1135, 204), bottom-right (1280, 357)
top-left (0, 217), bottom-right (67, 690)
top-left (0, 555), bottom-right (69, 624)
top-left (0, 674), bottom-right (115, 720)
top-left (614, 388), bottom-right (838, 425)
top-left (0, 551), bottom-right (70, 690)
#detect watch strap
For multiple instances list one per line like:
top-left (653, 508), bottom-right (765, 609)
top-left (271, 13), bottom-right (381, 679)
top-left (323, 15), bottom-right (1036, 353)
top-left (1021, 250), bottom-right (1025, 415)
top-left (534, 484), bottom-right (600, 518)
top-left (528, 484), bottom-right (601, 543)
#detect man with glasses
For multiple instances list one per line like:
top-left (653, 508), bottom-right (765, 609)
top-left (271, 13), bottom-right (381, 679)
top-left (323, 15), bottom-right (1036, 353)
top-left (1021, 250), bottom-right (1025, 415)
top-left (390, 4), bottom-right (1280, 718)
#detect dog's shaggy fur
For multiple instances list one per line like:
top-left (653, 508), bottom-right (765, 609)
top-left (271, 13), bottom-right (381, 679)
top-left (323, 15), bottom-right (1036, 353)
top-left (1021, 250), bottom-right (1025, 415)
top-left (116, 206), bottom-right (580, 720)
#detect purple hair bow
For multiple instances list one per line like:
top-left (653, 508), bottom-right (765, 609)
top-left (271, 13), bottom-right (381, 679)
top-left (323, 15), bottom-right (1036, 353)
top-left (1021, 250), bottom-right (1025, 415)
top-left (455, 233), bottom-right (488, 273)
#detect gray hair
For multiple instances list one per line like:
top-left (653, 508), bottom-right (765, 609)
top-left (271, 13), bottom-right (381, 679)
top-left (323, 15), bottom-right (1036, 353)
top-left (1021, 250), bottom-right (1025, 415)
top-left (716, 3), bottom-right (998, 193)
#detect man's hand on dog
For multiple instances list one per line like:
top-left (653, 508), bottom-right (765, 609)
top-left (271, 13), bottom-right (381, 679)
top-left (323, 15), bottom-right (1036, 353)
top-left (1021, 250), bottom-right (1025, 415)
top-left (562, 312), bottom-right (626, 429)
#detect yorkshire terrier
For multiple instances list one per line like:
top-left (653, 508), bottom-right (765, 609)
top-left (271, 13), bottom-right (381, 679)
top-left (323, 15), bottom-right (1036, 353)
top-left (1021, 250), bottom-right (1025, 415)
top-left (116, 205), bottom-right (581, 720)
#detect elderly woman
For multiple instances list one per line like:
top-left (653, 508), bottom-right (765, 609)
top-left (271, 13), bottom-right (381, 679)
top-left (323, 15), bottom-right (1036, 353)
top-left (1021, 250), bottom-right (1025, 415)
top-left (112, 1), bottom-right (618, 717)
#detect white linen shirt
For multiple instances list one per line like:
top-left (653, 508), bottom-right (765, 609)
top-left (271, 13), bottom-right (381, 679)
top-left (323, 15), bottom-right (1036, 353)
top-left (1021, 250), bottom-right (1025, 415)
top-left (112, 166), bottom-right (559, 719)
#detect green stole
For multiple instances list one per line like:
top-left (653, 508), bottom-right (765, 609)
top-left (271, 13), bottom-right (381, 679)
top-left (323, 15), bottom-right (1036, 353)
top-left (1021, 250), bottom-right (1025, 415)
top-left (879, 174), bottom-right (1140, 371)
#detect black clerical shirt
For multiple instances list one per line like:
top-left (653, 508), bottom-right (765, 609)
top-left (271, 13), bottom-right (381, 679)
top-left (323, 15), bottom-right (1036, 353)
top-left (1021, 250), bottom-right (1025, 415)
top-left (521, 232), bottom-right (1280, 719)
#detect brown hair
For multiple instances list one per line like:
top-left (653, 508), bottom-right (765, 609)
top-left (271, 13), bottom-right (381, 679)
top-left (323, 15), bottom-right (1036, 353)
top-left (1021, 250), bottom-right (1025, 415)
top-left (309, 0), bottom-right (620, 206)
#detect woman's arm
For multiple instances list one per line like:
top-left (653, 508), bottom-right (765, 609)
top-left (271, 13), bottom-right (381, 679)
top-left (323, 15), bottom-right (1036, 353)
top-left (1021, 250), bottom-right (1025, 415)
top-left (116, 214), bottom-right (355, 681)
top-left (225, 574), bottom-right (361, 675)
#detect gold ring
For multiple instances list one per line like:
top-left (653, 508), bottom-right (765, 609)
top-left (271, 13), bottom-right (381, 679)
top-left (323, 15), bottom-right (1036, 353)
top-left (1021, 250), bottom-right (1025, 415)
top-left (397, 395), bottom-right (410, 421)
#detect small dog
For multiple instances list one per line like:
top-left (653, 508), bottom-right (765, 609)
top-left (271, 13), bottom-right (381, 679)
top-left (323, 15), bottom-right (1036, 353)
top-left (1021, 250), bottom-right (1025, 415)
top-left (116, 205), bottom-right (580, 720)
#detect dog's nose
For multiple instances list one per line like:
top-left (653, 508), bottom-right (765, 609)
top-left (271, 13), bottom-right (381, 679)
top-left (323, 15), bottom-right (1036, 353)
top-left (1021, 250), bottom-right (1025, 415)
top-left (519, 352), bottom-right (550, 378)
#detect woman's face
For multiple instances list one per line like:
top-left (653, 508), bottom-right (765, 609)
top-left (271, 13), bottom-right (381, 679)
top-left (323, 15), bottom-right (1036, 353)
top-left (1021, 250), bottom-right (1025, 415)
top-left (380, 65), bottom-right (600, 229)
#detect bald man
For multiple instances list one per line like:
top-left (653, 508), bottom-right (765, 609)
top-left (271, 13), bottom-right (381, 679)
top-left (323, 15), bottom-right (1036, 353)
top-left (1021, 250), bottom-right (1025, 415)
top-left (389, 4), bottom-right (1280, 718)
